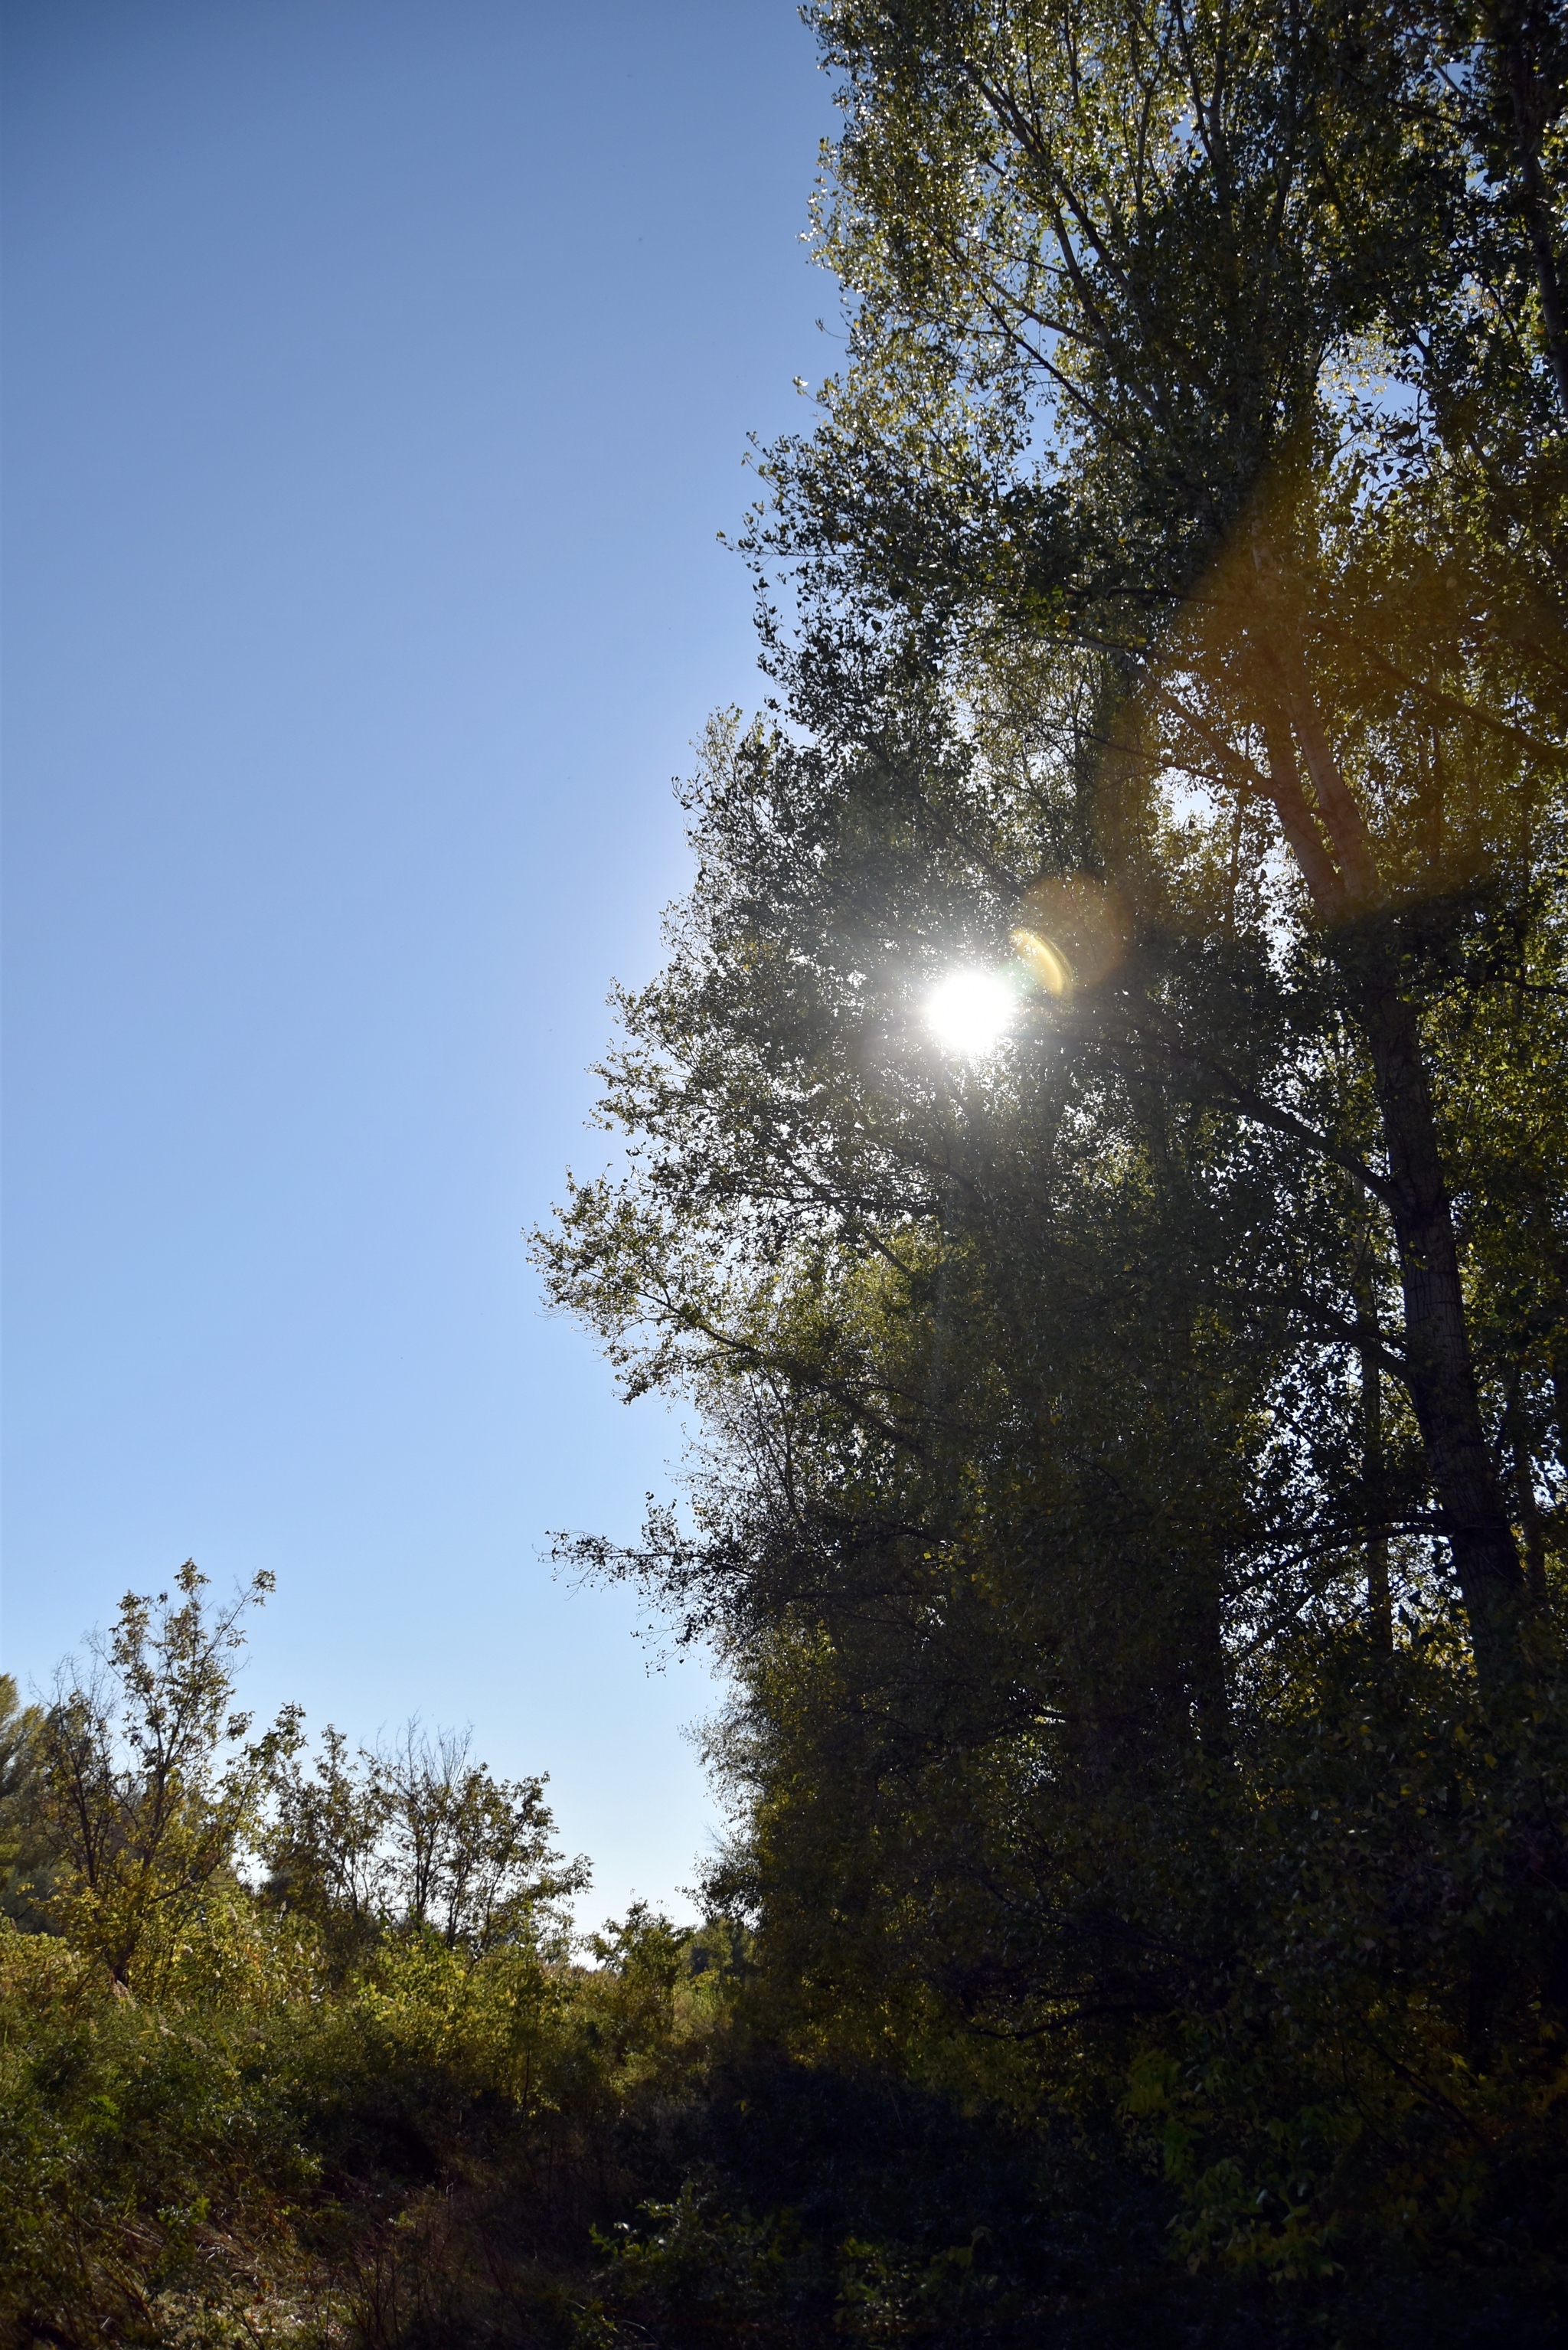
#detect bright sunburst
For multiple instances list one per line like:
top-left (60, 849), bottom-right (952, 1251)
top-left (926, 969), bottom-right (1016, 1056)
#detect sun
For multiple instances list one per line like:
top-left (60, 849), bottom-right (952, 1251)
top-left (926, 969), bottom-right (1016, 1056)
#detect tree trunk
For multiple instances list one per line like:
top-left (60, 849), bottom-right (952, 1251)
top-left (1253, 638), bottom-right (1525, 1696)
top-left (1504, 1368), bottom-right (1550, 1603)
top-left (1493, 8), bottom-right (1568, 429)
top-left (1354, 1265), bottom-right (1393, 1653)
top-left (1353, 972), bottom-right (1524, 1692)
top-left (1146, 1106), bottom-right (1232, 1756)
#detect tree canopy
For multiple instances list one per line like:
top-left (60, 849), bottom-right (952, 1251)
top-left (537, 0), bottom-right (1568, 2302)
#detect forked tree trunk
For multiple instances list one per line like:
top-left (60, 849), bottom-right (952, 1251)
top-left (1350, 965), bottom-right (1524, 1693)
top-left (1253, 639), bottom-right (1526, 1698)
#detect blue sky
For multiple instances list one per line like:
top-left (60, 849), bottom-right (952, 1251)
top-left (2, 0), bottom-right (835, 1923)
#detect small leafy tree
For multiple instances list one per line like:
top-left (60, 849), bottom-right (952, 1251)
top-left (0, 1675), bottom-right (49, 1930)
top-left (256, 1719), bottom-right (394, 1974)
top-left (34, 1563), bottom-right (288, 1992)
top-left (260, 1718), bottom-right (589, 1963)
top-left (381, 1721), bottom-right (590, 1952)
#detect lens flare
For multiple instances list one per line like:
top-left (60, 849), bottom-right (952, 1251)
top-left (1011, 927), bottom-right (1073, 996)
top-left (926, 969), bottom-right (1016, 1055)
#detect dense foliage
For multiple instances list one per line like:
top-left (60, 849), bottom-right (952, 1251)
top-left (536, 0), bottom-right (1568, 2335)
top-left (0, 1583), bottom-right (745, 2345)
top-left (9, 2), bottom-right (1568, 2342)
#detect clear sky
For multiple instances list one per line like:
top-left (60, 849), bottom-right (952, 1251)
top-left (2, 0), bottom-right (835, 1923)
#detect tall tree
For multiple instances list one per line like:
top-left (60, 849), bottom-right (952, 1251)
top-left (539, 0), bottom-right (1568, 2209)
top-left (733, 0), bottom-right (1568, 1690)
